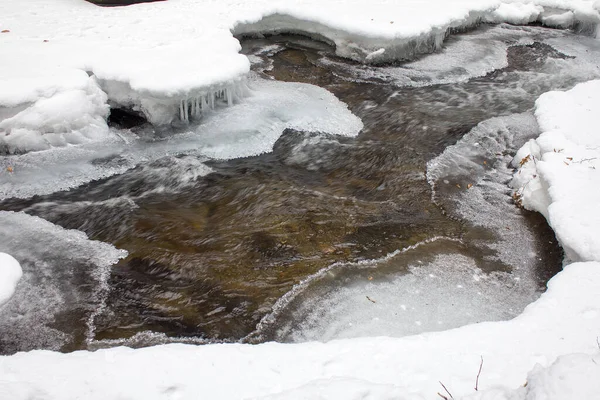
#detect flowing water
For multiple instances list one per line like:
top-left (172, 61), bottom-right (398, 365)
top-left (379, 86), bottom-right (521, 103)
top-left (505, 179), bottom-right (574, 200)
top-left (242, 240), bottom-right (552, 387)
top-left (2, 23), bottom-right (600, 353)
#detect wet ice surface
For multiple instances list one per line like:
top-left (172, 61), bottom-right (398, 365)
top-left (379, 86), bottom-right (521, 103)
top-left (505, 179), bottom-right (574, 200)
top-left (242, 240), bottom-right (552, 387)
top-left (0, 211), bottom-right (127, 352)
top-left (1, 23), bottom-right (598, 352)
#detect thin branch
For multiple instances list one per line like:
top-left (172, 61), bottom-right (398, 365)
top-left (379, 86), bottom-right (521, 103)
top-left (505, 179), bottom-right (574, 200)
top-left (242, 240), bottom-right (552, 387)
top-left (366, 296), bottom-right (376, 303)
top-left (439, 381), bottom-right (454, 399)
top-left (437, 393), bottom-right (449, 400)
top-left (573, 157), bottom-right (597, 164)
top-left (475, 356), bottom-right (484, 391)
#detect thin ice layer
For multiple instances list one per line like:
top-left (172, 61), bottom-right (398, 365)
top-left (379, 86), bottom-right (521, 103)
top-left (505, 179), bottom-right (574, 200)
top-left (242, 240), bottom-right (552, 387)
top-left (0, 211), bottom-right (127, 353)
top-left (267, 252), bottom-right (540, 342)
top-left (511, 80), bottom-right (600, 262)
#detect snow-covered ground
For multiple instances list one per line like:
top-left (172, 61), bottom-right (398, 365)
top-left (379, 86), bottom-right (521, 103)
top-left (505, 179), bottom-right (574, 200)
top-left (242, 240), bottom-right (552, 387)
top-left (2, 0), bottom-right (600, 398)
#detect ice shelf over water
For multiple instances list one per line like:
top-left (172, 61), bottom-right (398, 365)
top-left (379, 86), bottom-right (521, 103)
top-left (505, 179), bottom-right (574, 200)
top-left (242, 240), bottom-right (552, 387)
top-left (0, 76), bottom-right (362, 200)
top-left (2, 0), bottom-right (600, 138)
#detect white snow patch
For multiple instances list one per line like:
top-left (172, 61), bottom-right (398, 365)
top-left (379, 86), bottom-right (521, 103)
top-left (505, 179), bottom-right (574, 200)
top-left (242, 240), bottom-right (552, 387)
top-left (0, 75), bottom-right (110, 154)
top-left (511, 79), bottom-right (600, 262)
top-left (2, 0), bottom-right (600, 131)
top-left (0, 253), bottom-right (22, 307)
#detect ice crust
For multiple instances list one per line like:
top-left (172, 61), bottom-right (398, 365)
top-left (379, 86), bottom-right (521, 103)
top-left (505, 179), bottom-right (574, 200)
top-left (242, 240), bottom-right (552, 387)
top-left (0, 211), bottom-right (127, 352)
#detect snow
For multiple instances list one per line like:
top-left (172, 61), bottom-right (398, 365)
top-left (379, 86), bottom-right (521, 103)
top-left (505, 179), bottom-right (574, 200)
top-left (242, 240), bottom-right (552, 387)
top-left (0, 75), bottom-right (110, 154)
top-left (0, 260), bottom-right (599, 399)
top-left (0, 252), bottom-right (22, 307)
top-left (511, 80), bottom-right (600, 262)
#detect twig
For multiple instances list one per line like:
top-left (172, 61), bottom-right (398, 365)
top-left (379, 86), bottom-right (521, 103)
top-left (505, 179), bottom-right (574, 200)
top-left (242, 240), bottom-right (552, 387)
top-left (437, 393), bottom-right (449, 400)
top-left (439, 381), bottom-right (454, 399)
top-left (573, 157), bottom-right (597, 164)
top-left (475, 356), bottom-right (484, 391)
top-left (366, 296), bottom-right (376, 303)
top-left (596, 336), bottom-right (599, 350)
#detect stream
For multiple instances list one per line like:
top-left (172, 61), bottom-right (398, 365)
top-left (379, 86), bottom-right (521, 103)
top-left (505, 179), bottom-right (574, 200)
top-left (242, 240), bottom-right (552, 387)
top-left (2, 23), bottom-right (600, 354)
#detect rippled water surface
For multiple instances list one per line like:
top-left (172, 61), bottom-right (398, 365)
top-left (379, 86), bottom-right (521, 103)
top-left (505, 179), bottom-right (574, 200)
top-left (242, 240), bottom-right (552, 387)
top-left (2, 24), bottom-right (600, 353)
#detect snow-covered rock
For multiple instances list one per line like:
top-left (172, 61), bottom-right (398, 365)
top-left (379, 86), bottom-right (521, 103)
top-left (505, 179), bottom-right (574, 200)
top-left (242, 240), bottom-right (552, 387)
top-left (0, 252), bottom-right (22, 306)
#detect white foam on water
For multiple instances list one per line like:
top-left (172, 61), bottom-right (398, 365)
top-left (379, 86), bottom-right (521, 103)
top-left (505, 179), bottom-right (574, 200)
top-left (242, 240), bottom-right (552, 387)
top-left (0, 211), bottom-right (127, 353)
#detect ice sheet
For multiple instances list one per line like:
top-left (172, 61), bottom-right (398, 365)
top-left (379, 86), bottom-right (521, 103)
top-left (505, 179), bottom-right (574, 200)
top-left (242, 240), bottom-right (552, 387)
top-left (0, 211), bottom-right (127, 353)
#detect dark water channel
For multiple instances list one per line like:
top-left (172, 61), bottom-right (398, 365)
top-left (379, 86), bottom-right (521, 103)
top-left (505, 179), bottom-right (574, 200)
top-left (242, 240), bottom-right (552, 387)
top-left (4, 23), bottom-right (598, 353)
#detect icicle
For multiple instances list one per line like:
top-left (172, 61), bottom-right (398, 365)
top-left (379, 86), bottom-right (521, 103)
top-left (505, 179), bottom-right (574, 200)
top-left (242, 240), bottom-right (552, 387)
top-left (210, 92), bottom-right (215, 109)
top-left (226, 87), bottom-right (233, 107)
top-left (179, 100), bottom-right (185, 121)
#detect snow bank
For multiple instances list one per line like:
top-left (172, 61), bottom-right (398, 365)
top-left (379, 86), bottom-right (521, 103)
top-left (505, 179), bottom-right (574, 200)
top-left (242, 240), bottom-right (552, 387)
top-left (2, 0), bottom-right (600, 132)
top-left (0, 252), bottom-right (22, 306)
top-left (511, 80), bottom-right (600, 262)
top-left (0, 260), bottom-right (599, 399)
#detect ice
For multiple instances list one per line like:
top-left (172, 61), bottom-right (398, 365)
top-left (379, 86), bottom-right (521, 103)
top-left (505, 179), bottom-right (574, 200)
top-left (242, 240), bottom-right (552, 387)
top-left (0, 76), bottom-right (362, 200)
top-left (0, 211), bottom-right (127, 353)
top-left (0, 76), bottom-right (110, 154)
top-left (511, 80), bottom-right (600, 262)
top-left (485, 2), bottom-right (544, 24)
top-left (318, 24), bottom-right (570, 88)
top-left (262, 252), bottom-right (541, 342)
top-left (257, 114), bottom-right (544, 343)
top-left (0, 253), bottom-right (22, 306)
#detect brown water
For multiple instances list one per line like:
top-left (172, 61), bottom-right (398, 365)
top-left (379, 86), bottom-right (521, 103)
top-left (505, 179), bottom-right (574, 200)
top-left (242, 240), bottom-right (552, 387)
top-left (4, 23), bottom-right (599, 353)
